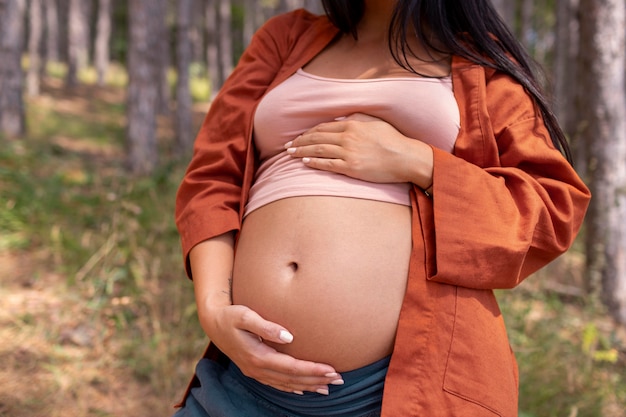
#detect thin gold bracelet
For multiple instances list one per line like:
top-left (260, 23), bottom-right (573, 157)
top-left (423, 184), bottom-right (433, 198)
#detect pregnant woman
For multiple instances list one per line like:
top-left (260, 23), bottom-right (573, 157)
top-left (173, 1), bottom-right (590, 416)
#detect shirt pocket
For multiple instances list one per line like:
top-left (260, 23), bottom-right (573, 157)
top-left (442, 286), bottom-right (519, 417)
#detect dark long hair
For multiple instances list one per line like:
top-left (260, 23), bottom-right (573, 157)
top-left (321, 0), bottom-right (573, 164)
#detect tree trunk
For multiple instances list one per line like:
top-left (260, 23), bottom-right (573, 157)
top-left (491, 0), bottom-right (516, 29)
top-left (303, 0), bottom-right (324, 14)
top-left (27, 0), bottom-right (43, 97)
top-left (57, 0), bottom-right (69, 63)
top-left (95, 0), bottom-right (112, 86)
top-left (191, 0), bottom-right (205, 63)
top-left (580, 0), bottom-right (626, 324)
top-left (242, 0), bottom-right (260, 48)
top-left (45, 0), bottom-right (60, 63)
top-left (157, 0), bottom-right (171, 115)
top-left (206, 0), bottom-right (220, 96)
top-left (0, 0), bottom-right (26, 137)
top-left (126, 0), bottom-right (164, 174)
top-left (275, 0), bottom-right (288, 14)
top-left (218, 0), bottom-right (233, 85)
top-left (520, 0), bottom-right (534, 51)
top-left (554, 0), bottom-right (584, 167)
top-left (67, 0), bottom-right (92, 87)
top-left (175, 0), bottom-right (194, 155)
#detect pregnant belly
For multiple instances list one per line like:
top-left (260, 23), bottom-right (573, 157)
top-left (232, 196), bottom-right (411, 372)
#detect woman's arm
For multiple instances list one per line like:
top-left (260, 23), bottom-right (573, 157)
top-left (417, 66), bottom-right (591, 290)
top-left (285, 113), bottom-right (435, 190)
top-left (284, 70), bottom-right (590, 291)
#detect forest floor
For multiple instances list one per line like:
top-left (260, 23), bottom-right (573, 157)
top-left (1, 77), bottom-right (625, 417)
top-left (0, 79), bottom-right (209, 417)
top-left (0, 249), bottom-right (165, 416)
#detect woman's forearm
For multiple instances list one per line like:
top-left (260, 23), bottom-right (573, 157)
top-left (189, 231), bottom-right (236, 335)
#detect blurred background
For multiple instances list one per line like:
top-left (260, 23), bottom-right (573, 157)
top-left (0, 0), bottom-right (625, 416)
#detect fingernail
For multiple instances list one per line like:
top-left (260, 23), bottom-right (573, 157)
top-left (316, 388), bottom-right (329, 396)
top-left (325, 372), bottom-right (338, 378)
top-left (293, 390), bottom-right (304, 395)
top-left (302, 157), bottom-right (311, 164)
top-left (279, 330), bottom-right (294, 343)
top-left (330, 379), bottom-right (344, 385)
top-left (284, 141), bottom-right (293, 148)
top-left (334, 116), bottom-right (347, 121)
top-left (286, 147), bottom-right (296, 154)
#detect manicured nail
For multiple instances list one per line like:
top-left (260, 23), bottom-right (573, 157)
top-left (316, 388), bottom-right (329, 395)
top-left (279, 330), bottom-right (294, 343)
top-left (286, 147), bottom-right (296, 154)
top-left (293, 390), bottom-right (304, 395)
top-left (284, 141), bottom-right (293, 148)
top-left (330, 379), bottom-right (344, 385)
top-left (334, 116), bottom-right (347, 121)
top-left (325, 372), bottom-right (339, 378)
top-left (302, 157), bottom-right (311, 164)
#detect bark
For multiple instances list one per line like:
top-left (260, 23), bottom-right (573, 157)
top-left (95, 0), bottom-right (112, 86)
top-left (275, 0), bottom-right (287, 14)
top-left (579, 0), bottom-right (626, 324)
top-left (303, 0), bottom-right (324, 14)
top-left (0, 0), bottom-right (26, 137)
top-left (218, 0), bottom-right (233, 85)
top-left (45, 0), bottom-right (60, 62)
top-left (491, 0), bottom-right (516, 29)
top-left (67, 0), bottom-right (92, 87)
top-left (191, 0), bottom-right (205, 63)
top-left (126, 0), bottom-right (164, 174)
top-left (554, 0), bottom-right (584, 166)
top-left (175, 0), bottom-right (194, 154)
top-left (242, 0), bottom-right (259, 47)
top-left (276, 0), bottom-right (291, 14)
top-left (157, 0), bottom-right (171, 115)
top-left (205, 0), bottom-right (220, 95)
top-left (282, 0), bottom-right (301, 11)
top-left (27, 0), bottom-right (43, 96)
top-left (520, 0), bottom-right (534, 51)
top-left (57, 0), bottom-right (69, 62)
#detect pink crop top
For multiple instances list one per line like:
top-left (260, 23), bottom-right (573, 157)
top-left (244, 69), bottom-right (460, 216)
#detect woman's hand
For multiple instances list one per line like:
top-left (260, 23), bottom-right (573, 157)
top-left (285, 113), bottom-right (434, 189)
top-left (199, 303), bottom-right (344, 395)
top-left (190, 236), bottom-right (342, 395)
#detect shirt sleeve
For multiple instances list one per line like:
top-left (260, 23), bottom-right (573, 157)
top-left (174, 13), bottom-right (295, 278)
top-left (417, 67), bottom-right (591, 290)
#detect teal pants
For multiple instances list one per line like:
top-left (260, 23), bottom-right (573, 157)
top-left (173, 356), bottom-right (389, 417)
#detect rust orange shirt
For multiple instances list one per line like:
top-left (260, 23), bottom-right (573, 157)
top-left (175, 10), bottom-right (590, 417)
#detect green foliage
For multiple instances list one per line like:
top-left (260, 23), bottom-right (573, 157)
top-left (498, 288), bottom-right (626, 417)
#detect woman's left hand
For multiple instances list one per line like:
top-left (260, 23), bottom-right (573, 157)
top-left (284, 113), bottom-right (433, 188)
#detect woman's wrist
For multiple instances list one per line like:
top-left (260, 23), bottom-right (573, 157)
top-left (422, 183), bottom-right (434, 198)
top-left (397, 139), bottom-right (434, 189)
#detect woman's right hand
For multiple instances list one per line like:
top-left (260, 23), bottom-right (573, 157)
top-left (200, 303), bottom-right (344, 395)
top-left (190, 234), bottom-right (343, 394)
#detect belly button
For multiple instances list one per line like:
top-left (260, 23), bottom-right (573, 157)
top-left (288, 262), bottom-right (299, 272)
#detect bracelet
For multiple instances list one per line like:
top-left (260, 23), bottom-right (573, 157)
top-left (423, 184), bottom-right (433, 198)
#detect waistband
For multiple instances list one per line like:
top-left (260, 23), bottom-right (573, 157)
top-left (228, 356), bottom-right (390, 417)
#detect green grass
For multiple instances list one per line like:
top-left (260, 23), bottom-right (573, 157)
top-left (499, 286), bottom-right (626, 417)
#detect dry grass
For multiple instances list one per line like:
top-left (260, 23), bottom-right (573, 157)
top-left (0, 250), bottom-right (168, 417)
